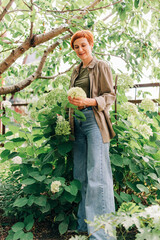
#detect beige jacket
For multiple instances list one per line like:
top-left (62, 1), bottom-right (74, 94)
top-left (69, 56), bottom-right (116, 143)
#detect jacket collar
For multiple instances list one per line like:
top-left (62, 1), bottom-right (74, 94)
top-left (74, 56), bottom-right (98, 73)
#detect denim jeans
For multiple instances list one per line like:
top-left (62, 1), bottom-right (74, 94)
top-left (73, 108), bottom-right (116, 240)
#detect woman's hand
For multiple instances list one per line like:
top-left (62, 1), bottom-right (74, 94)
top-left (68, 96), bottom-right (97, 107)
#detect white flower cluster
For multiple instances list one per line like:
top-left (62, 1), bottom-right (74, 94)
top-left (117, 73), bottom-right (134, 92)
top-left (51, 181), bottom-right (61, 194)
top-left (120, 102), bottom-right (139, 117)
top-left (45, 88), bottom-right (67, 107)
top-left (140, 98), bottom-right (156, 112)
top-left (67, 87), bottom-right (87, 99)
top-left (136, 124), bottom-right (153, 139)
top-left (1, 100), bottom-right (12, 108)
top-left (69, 235), bottom-right (88, 240)
top-left (55, 116), bottom-right (71, 136)
top-left (53, 75), bottom-right (70, 88)
top-left (36, 95), bottom-right (47, 109)
top-left (12, 156), bottom-right (22, 164)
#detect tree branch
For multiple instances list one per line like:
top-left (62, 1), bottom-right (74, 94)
top-left (0, 0), bottom-right (104, 94)
top-left (29, 0), bottom-right (33, 39)
top-left (0, 0), bottom-right (14, 21)
top-left (0, 34), bottom-right (72, 95)
top-left (33, 0), bottom-right (122, 14)
top-left (0, 25), bottom-right (69, 75)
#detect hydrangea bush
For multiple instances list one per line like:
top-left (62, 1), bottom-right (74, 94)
top-left (0, 76), bottom-right (160, 240)
top-left (88, 202), bottom-right (160, 239)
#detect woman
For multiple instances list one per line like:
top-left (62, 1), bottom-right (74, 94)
top-left (68, 30), bottom-right (116, 240)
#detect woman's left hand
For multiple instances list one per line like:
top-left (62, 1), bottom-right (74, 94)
top-left (68, 96), bottom-right (97, 107)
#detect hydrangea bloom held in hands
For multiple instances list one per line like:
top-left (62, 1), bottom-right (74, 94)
top-left (51, 181), bottom-right (61, 194)
top-left (140, 98), bottom-right (156, 112)
top-left (55, 115), bottom-right (71, 136)
top-left (67, 87), bottom-right (87, 99)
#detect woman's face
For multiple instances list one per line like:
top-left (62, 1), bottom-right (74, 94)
top-left (73, 37), bottom-right (93, 61)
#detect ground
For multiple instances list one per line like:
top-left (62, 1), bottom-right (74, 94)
top-left (0, 209), bottom-right (85, 240)
top-left (0, 209), bottom-right (137, 240)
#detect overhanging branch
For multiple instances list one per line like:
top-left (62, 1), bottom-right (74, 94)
top-left (0, 0), bottom-right (14, 22)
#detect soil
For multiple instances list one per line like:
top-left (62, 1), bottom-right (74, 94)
top-left (0, 210), bottom-right (84, 240)
top-left (0, 209), bottom-right (136, 240)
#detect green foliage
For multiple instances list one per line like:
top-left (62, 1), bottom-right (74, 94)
top-left (0, 92), bottom-right (81, 239)
top-left (110, 102), bottom-right (160, 209)
top-left (88, 202), bottom-right (160, 240)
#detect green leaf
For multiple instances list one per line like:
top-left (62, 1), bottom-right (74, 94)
top-left (21, 178), bottom-right (36, 185)
top-left (63, 191), bottom-right (76, 203)
top-left (2, 116), bottom-right (10, 125)
top-left (132, 194), bottom-right (141, 203)
top-left (28, 195), bottom-right (35, 206)
top-left (22, 232), bottom-right (33, 240)
top-left (41, 163), bottom-right (53, 175)
top-left (1, 149), bottom-right (10, 159)
top-left (74, 109), bottom-right (86, 121)
top-left (12, 222), bottom-right (24, 232)
top-left (155, 140), bottom-right (160, 147)
top-left (71, 179), bottom-right (81, 190)
top-left (134, 0), bottom-right (139, 8)
top-left (5, 231), bottom-right (14, 240)
top-left (58, 221), bottom-right (68, 235)
top-left (4, 142), bottom-right (15, 150)
top-left (110, 154), bottom-right (123, 167)
top-left (64, 184), bottom-right (78, 196)
top-left (144, 144), bottom-right (158, 154)
top-left (120, 192), bottom-right (132, 202)
top-left (34, 196), bottom-right (47, 207)
top-left (58, 142), bottom-right (73, 156)
top-left (40, 202), bottom-right (50, 213)
top-left (56, 213), bottom-right (65, 222)
top-left (136, 184), bottom-right (149, 194)
top-left (148, 173), bottom-right (158, 180)
top-left (12, 137), bottom-right (26, 143)
top-left (14, 198), bottom-right (28, 207)
top-left (13, 230), bottom-right (25, 240)
top-left (24, 215), bottom-right (34, 231)
top-left (29, 171), bottom-right (46, 181)
top-left (129, 161), bottom-right (140, 173)
top-left (114, 191), bottom-right (123, 204)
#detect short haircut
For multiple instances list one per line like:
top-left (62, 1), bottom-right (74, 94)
top-left (70, 30), bottom-right (94, 49)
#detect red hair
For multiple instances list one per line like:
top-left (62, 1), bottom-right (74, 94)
top-left (70, 30), bottom-right (94, 49)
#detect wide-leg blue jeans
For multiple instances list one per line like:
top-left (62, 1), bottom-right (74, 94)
top-left (73, 108), bottom-right (115, 240)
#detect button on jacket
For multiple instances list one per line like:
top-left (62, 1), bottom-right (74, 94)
top-left (69, 56), bottom-right (116, 143)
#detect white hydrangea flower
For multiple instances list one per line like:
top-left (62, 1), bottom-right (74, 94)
top-left (51, 181), bottom-right (61, 193)
top-left (116, 73), bottom-right (134, 92)
top-left (36, 95), bottom-right (47, 109)
top-left (120, 102), bottom-right (139, 117)
top-left (57, 115), bottom-right (65, 122)
top-left (67, 87), bottom-right (87, 99)
top-left (69, 235), bottom-right (88, 240)
top-left (55, 116), bottom-right (71, 136)
top-left (12, 156), bottom-right (22, 164)
top-left (45, 88), bottom-right (67, 107)
top-left (1, 100), bottom-right (12, 108)
top-left (140, 98), bottom-right (156, 112)
top-left (136, 124), bottom-right (153, 139)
